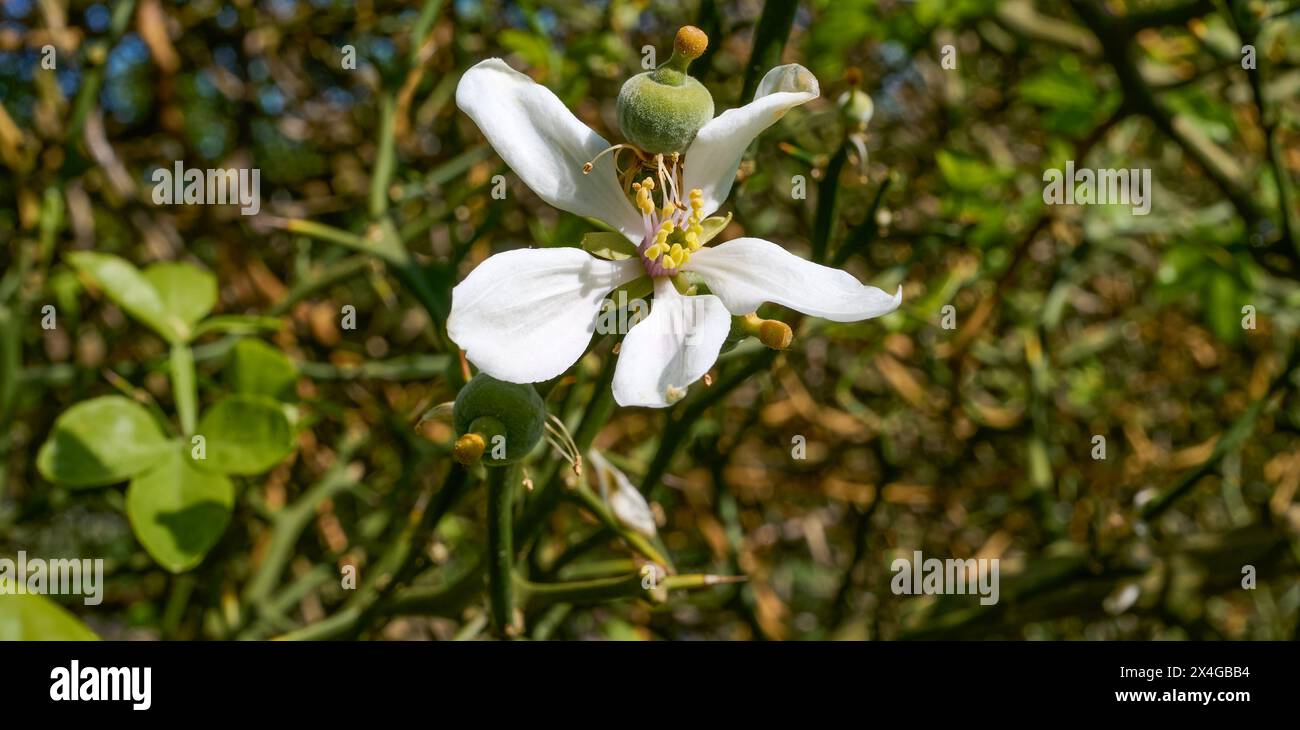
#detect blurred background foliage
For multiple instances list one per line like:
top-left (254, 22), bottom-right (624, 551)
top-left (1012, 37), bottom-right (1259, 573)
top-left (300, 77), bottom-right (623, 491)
top-left (1, 0), bottom-right (1299, 640)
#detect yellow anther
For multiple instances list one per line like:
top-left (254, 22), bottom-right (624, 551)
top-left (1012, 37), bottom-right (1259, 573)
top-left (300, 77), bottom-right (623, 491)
top-left (669, 243), bottom-right (684, 261)
top-left (636, 186), bottom-right (655, 215)
top-left (741, 313), bottom-right (794, 350)
top-left (645, 244), bottom-right (663, 260)
top-left (660, 204), bottom-right (675, 219)
top-left (685, 230), bottom-right (700, 250)
top-left (452, 433), bottom-right (486, 466)
top-left (675, 26), bottom-right (708, 60)
top-left (642, 178), bottom-right (655, 190)
top-left (759, 320), bottom-right (794, 350)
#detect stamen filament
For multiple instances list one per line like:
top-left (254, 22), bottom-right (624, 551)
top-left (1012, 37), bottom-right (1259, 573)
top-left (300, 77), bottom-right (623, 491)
top-left (583, 144), bottom-right (636, 174)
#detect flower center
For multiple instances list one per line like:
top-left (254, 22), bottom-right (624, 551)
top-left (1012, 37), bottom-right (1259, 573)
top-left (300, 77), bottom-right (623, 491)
top-left (583, 148), bottom-right (706, 277)
top-left (633, 158), bottom-right (704, 277)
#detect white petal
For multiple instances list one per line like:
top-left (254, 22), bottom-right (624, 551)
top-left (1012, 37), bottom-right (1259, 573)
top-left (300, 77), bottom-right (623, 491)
top-left (612, 278), bottom-right (731, 408)
top-left (588, 449), bottom-right (657, 538)
top-left (687, 237), bottom-right (902, 321)
top-left (682, 64), bottom-right (820, 217)
top-left (456, 59), bottom-right (643, 240)
top-left (448, 247), bottom-right (641, 383)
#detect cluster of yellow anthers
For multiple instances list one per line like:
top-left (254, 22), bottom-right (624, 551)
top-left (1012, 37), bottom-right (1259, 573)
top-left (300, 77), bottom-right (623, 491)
top-left (635, 179), bottom-right (706, 270)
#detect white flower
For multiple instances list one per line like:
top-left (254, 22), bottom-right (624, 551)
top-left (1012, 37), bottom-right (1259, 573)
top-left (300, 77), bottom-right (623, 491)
top-left (448, 58), bottom-right (902, 408)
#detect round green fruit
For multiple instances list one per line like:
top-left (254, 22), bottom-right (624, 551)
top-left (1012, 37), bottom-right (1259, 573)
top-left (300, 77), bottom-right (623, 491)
top-left (617, 72), bottom-right (714, 155)
top-left (453, 374), bottom-right (546, 466)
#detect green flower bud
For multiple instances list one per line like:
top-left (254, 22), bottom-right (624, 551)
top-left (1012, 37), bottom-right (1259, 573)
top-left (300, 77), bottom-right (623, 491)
top-left (453, 374), bottom-right (546, 466)
top-left (838, 88), bottom-right (874, 130)
top-left (617, 27), bottom-right (715, 155)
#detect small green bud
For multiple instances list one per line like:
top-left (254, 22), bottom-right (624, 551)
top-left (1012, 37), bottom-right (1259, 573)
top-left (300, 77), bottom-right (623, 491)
top-left (453, 374), bottom-right (546, 466)
top-left (838, 88), bottom-right (874, 130)
top-left (617, 26), bottom-right (715, 154)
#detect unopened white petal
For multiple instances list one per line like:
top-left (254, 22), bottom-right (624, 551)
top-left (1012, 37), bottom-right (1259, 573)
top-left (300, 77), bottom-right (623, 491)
top-left (687, 237), bottom-right (901, 321)
top-left (612, 278), bottom-right (731, 408)
top-left (588, 449), bottom-right (657, 538)
top-left (448, 247), bottom-right (641, 383)
top-left (456, 59), bottom-right (643, 240)
top-left (682, 64), bottom-right (820, 217)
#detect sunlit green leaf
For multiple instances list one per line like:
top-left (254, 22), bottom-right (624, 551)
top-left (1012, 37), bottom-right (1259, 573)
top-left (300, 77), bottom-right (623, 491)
top-left (67, 252), bottom-right (184, 343)
top-left (142, 261), bottom-right (218, 334)
top-left (195, 395), bottom-right (294, 475)
top-left (127, 445), bottom-right (234, 573)
top-left (226, 339), bottom-right (298, 402)
top-left (36, 396), bottom-right (171, 488)
top-left (0, 594), bottom-right (100, 641)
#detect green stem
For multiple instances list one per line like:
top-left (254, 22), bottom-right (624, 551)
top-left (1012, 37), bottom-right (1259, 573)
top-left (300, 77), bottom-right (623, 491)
top-left (831, 176), bottom-right (892, 267)
top-left (517, 571), bottom-right (745, 611)
top-left (517, 572), bottom-right (644, 610)
top-left (170, 343), bottom-right (197, 436)
top-left (486, 463), bottom-right (519, 635)
top-left (739, 0), bottom-right (798, 103)
top-left (811, 141), bottom-right (848, 263)
top-left (370, 93), bottom-right (397, 218)
top-left (240, 436), bottom-right (364, 612)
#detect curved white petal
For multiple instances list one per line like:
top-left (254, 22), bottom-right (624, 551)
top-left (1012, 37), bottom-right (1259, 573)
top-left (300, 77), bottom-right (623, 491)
top-left (448, 247), bottom-right (642, 383)
top-left (612, 278), bottom-right (731, 408)
top-left (456, 59), bottom-right (643, 240)
top-left (682, 64), bottom-right (820, 217)
top-left (687, 237), bottom-right (902, 321)
top-left (588, 449), bottom-right (657, 538)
